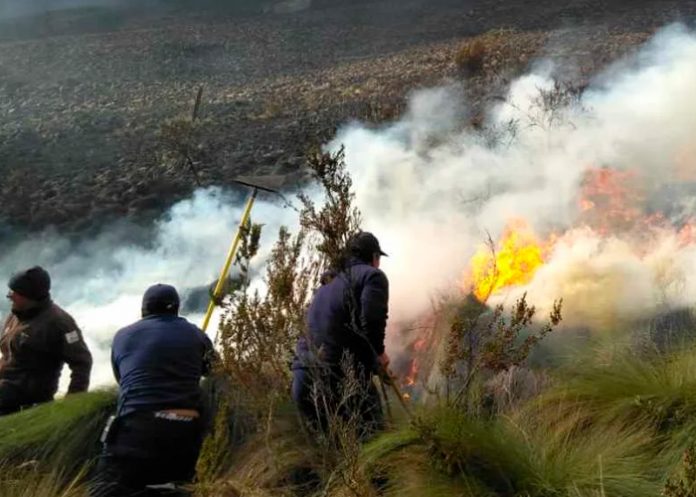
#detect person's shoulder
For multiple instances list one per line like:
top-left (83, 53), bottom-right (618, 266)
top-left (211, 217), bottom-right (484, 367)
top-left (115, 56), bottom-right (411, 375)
top-left (48, 302), bottom-right (70, 319)
top-left (360, 264), bottom-right (388, 283)
top-left (172, 315), bottom-right (197, 329)
top-left (114, 318), bottom-right (147, 340)
top-left (173, 317), bottom-right (207, 336)
top-left (47, 302), bottom-right (79, 329)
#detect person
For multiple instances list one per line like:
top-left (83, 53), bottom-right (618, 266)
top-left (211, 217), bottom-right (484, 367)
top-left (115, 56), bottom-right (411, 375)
top-left (291, 232), bottom-right (390, 438)
top-left (90, 283), bottom-right (215, 497)
top-left (0, 266), bottom-right (92, 415)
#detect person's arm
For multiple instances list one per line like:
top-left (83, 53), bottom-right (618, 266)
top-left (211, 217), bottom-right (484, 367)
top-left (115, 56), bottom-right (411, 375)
top-left (200, 331), bottom-right (217, 377)
top-left (360, 270), bottom-right (389, 360)
top-left (57, 316), bottom-right (93, 394)
top-left (0, 315), bottom-right (13, 372)
top-left (111, 346), bottom-right (121, 384)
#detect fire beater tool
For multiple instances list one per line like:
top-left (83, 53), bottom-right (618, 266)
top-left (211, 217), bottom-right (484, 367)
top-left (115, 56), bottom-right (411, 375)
top-left (201, 176), bottom-right (290, 332)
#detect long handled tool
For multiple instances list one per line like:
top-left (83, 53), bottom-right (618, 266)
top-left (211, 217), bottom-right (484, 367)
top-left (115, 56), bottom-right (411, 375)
top-left (379, 367), bottom-right (413, 419)
top-left (201, 178), bottom-right (283, 333)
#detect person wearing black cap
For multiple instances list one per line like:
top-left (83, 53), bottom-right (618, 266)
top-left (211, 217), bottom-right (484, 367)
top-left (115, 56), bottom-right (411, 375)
top-left (291, 231), bottom-right (389, 439)
top-left (0, 266), bottom-right (93, 415)
top-left (90, 283), bottom-right (214, 497)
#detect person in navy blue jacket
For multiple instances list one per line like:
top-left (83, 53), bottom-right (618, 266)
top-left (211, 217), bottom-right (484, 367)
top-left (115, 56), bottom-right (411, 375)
top-left (90, 283), bottom-right (214, 497)
top-left (292, 232), bottom-right (390, 439)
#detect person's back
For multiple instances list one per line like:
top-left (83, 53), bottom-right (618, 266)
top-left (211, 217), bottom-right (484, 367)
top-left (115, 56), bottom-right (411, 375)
top-left (112, 314), bottom-right (211, 416)
top-left (305, 259), bottom-right (388, 372)
top-left (292, 232), bottom-right (390, 438)
top-left (91, 283), bottom-right (213, 497)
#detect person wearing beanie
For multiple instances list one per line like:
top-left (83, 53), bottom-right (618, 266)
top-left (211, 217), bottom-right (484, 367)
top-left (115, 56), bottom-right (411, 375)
top-left (90, 283), bottom-right (214, 497)
top-left (291, 231), bottom-right (390, 439)
top-left (0, 266), bottom-right (93, 415)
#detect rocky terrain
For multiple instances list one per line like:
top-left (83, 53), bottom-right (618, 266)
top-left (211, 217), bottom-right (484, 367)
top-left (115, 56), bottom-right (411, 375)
top-left (0, 0), bottom-right (694, 232)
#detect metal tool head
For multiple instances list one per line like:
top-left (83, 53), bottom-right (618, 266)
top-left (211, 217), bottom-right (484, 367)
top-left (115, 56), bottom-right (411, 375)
top-left (231, 175), bottom-right (284, 195)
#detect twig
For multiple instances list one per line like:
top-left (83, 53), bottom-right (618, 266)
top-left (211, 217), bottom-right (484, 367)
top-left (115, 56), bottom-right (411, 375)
top-left (186, 85), bottom-right (204, 186)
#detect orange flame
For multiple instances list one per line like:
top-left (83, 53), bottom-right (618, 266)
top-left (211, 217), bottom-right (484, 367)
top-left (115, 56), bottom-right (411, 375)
top-left (469, 219), bottom-right (546, 301)
top-left (579, 167), bottom-right (646, 234)
top-left (404, 336), bottom-right (428, 386)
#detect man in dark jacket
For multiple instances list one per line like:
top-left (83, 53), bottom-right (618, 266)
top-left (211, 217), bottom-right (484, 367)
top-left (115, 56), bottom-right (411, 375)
top-left (292, 232), bottom-right (389, 438)
top-left (89, 283), bottom-right (214, 497)
top-left (0, 266), bottom-right (93, 415)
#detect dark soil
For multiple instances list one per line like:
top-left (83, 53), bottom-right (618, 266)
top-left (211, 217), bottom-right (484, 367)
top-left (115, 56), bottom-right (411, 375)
top-left (0, 0), bottom-right (694, 232)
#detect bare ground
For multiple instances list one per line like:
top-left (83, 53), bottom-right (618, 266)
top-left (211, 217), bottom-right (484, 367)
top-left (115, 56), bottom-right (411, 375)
top-left (0, 0), bottom-right (694, 231)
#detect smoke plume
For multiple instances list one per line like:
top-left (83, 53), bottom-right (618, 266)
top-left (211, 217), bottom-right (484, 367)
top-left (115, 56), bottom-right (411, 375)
top-left (0, 189), bottom-right (294, 388)
top-left (333, 24), bottom-right (696, 341)
top-left (2, 24), bottom-right (696, 391)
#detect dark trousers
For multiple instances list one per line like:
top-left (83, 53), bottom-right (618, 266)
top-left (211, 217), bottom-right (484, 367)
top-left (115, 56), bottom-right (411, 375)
top-left (0, 380), bottom-right (50, 415)
top-left (291, 366), bottom-right (383, 440)
top-left (88, 411), bottom-right (204, 497)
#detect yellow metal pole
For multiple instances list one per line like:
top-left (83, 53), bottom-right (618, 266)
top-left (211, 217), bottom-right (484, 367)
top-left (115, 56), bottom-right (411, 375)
top-left (201, 188), bottom-right (259, 332)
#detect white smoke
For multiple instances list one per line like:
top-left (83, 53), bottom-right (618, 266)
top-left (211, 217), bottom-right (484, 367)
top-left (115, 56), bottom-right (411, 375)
top-left (0, 188), bottom-right (295, 389)
top-left (3, 24), bottom-right (696, 391)
top-left (332, 24), bottom-right (696, 340)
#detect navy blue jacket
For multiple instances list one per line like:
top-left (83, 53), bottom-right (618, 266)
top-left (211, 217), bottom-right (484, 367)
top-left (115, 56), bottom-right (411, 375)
top-left (111, 314), bottom-right (214, 416)
top-left (295, 258), bottom-right (389, 373)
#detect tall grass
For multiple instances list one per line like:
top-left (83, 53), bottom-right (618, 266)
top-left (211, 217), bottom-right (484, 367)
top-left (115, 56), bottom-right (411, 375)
top-left (349, 406), bottom-right (663, 497)
top-left (532, 345), bottom-right (696, 434)
top-left (0, 389), bottom-right (115, 471)
top-left (0, 465), bottom-right (88, 497)
top-left (0, 390), bottom-right (115, 496)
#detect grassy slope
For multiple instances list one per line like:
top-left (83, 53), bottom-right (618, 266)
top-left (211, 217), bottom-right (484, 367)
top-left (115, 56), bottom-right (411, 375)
top-left (3, 346), bottom-right (696, 496)
top-left (0, 389), bottom-right (115, 467)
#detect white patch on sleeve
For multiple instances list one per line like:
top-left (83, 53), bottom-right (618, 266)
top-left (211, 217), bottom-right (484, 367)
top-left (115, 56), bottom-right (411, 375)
top-left (65, 330), bottom-right (80, 344)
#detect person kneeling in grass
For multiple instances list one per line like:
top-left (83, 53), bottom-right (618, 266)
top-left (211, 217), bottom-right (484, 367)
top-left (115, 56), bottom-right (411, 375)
top-left (89, 283), bottom-right (214, 497)
top-left (291, 232), bottom-right (390, 440)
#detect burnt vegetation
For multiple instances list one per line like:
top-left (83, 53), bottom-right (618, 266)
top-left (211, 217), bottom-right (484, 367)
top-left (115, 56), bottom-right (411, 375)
top-left (0, 0), bottom-right (671, 231)
top-left (3, 1), bottom-right (696, 496)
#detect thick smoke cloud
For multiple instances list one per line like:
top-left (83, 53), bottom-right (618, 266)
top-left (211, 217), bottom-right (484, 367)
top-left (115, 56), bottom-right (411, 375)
top-left (2, 24), bottom-right (696, 392)
top-left (333, 24), bottom-right (696, 338)
top-left (0, 188), bottom-right (295, 388)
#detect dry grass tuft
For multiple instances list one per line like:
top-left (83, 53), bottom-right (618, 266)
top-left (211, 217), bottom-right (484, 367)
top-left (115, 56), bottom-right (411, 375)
top-left (455, 37), bottom-right (487, 74)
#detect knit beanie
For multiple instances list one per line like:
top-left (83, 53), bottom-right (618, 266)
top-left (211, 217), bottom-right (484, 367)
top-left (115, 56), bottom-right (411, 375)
top-left (8, 266), bottom-right (51, 301)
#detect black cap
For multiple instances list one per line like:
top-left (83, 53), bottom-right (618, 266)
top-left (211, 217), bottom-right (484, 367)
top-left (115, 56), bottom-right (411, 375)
top-left (142, 283), bottom-right (180, 317)
top-left (348, 232), bottom-right (388, 260)
top-left (9, 266), bottom-right (51, 301)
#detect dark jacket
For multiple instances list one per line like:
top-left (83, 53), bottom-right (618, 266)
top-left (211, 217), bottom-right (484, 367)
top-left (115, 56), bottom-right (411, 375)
top-left (295, 258), bottom-right (389, 373)
top-left (111, 314), bottom-right (214, 416)
top-left (0, 300), bottom-right (93, 406)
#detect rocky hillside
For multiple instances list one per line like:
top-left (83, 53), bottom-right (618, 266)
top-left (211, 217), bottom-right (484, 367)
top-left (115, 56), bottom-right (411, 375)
top-left (0, 0), bottom-right (693, 231)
